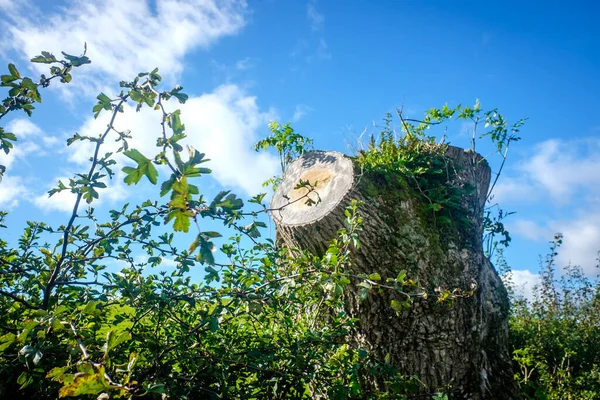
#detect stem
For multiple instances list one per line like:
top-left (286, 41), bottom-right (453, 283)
top-left (42, 96), bottom-right (129, 309)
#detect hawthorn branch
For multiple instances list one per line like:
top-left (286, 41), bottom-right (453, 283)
top-left (43, 95), bottom-right (129, 309)
top-left (0, 289), bottom-right (39, 309)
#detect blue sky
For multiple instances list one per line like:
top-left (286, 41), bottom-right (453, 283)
top-left (1, 0), bottom-right (599, 299)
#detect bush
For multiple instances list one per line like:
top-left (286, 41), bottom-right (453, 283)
top-left (506, 235), bottom-right (600, 399)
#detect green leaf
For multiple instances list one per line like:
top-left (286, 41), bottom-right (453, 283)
top-left (93, 92), bottom-right (113, 118)
top-left (396, 270), bottom-right (407, 284)
top-left (97, 92), bottom-right (111, 104)
top-left (104, 330), bottom-right (132, 354)
top-left (209, 316), bottom-right (219, 332)
top-left (58, 368), bottom-right (109, 398)
top-left (244, 221), bottom-right (266, 238)
top-left (17, 371), bottom-right (33, 389)
top-left (1, 74), bottom-right (18, 84)
top-left (7, 63), bottom-right (20, 78)
top-left (61, 51), bottom-right (92, 67)
top-left (210, 191), bottom-right (244, 213)
top-left (31, 51), bottom-right (58, 64)
top-left (368, 273), bottom-right (381, 281)
top-left (144, 383), bottom-right (166, 394)
top-left (122, 149), bottom-right (158, 185)
top-left (166, 209), bottom-right (191, 232)
top-left (0, 333), bottom-right (15, 352)
top-left (21, 77), bottom-right (36, 91)
top-left (249, 193), bottom-right (267, 204)
top-left (195, 237), bottom-right (216, 265)
top-left (82, 300), bottom-right (101, 316)
top-left (0, 130), bottom-right (17, 155)
top-left (46, 366), bottom-right (71, 380)
top-left (168, 109), bottom-right (185, 135)
top-left (390, 299), bottom-right (403, 313)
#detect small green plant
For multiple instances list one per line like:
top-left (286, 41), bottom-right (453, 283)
top-left (356, 102), bottom-right (525, 248)
top-left (254, 121), bottom-right (313, 189)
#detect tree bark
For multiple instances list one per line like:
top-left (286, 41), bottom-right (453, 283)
top-left (270, 148), bottom-right (519, 399)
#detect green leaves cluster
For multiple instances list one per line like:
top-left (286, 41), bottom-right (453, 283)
top-left (254, 121), bottom-right (313, 189)
top-left (357, 102), bottom-right (526, 238)
top-left (357, 110), bottom-right (468, 229)
top-left (0, 52), bottom-right (476, 399)
top-left (0, 48), bottom-right (89, 178)
top-left (506, 236), bottom-right (600, 399)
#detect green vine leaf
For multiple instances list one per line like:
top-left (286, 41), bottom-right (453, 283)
top-left (122, 149), bottom-right (158, 185)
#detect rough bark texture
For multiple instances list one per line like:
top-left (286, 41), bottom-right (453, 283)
top-left (271, 148), bottom-right (519, 399)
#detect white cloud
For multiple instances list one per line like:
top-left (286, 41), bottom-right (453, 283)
top-left (493, 138), bottom-right (600, 205)
top-left (33, 179), bottom-right (77, 213)
top-left (508, 213), bottom-right (600, 275)
top-left (1, 0), bottom-right (248, 94)
top-left (5, 118), bottom-right (42, 138)
top-left (0, 0), bottom-right (17, 12)
top-left (66, 84), bottom-right (278, 197)
top-left (509, 219), bottom-right (549, 242)
top-left (307, 1), bottom-right (324, 31)
top-left (510, 269), bottom-right (540, 302)
top-left (33, 173), bottom-right (129, 213)
top-left (0, 119), bottom-right (44, 171)
top-left (292, 104), bottom-right (312, 122)
top-left (525, 138), bottom-right (600, 203)
top-left (181, 85), bottom-right (278, 194)
top-left (494, 137), bottom-right (600, 275)
top-left (555, 213), bottom-right (600, 274)
top-left (1, 1), bottom-right (276, 210)
top-left (490, 178), bottom-right (539, 204)
top-left (0, 175), bottom-right (29, 209)
top-left (291, 2), bottom-right (330, 64)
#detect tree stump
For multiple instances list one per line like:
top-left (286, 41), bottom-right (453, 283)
top-left (270, 148), bottom-right (519, 399)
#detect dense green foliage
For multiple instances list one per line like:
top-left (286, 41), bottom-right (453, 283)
top-left (506, 237), bottom-right (600, 399)
top-left (0, 52), bottom-right (463, 399)
top-left (357, 111), bottom-right (468, 230)
top-left (1, 50), bottom-right (596, 399)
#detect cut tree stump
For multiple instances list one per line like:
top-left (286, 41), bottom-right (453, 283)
top-left (270, 148), bottom-right (519, 399)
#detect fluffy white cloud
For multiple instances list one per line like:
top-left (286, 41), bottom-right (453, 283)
top-left (0, 119), bottom-right (44, 171)
top-left (0, 141), bottom-right (40, 172)
top-left (0, 175), bottom-right (29, 209)
top-left (33, 173), bottom-right (129, 213)
top-left (495, 138), bottom-right (600, 275)
top-left (555, 213), bottom-right (600, 274)
top-left (5, 118), bottom-right (42, 138)
top-left (33, 178), bottom-right (77, 213)
top-left (0, 0), bottom-right (17, 13)
top-left (490, 178), bottom-right (539, 204)
top-left (499, 138), bottom-right (600, 205)
top-left (509, 218), bottom-right (549, 242)
top-left (523, 138), bottom-right (600, 203)
top-left (510, 269), bottom-right (540, 302)
top-left (508, 213), bottom-right (600, 275)
top-left (66, 84), bottom-right (278, 198)
top-left (1, 0), bottom-right (248, 94)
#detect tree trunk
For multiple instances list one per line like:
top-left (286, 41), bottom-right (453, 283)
top-left (270, 148), bottom-right (519, 399)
